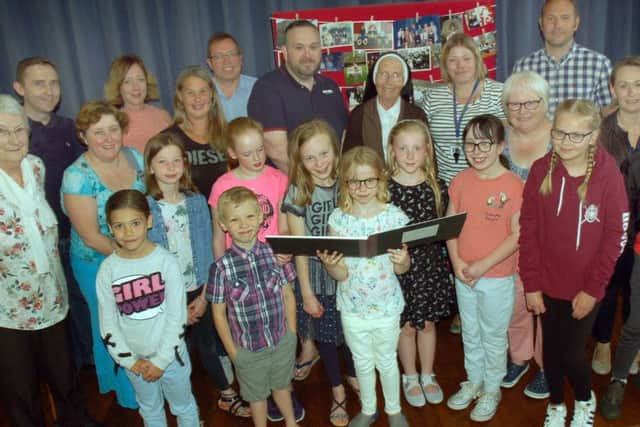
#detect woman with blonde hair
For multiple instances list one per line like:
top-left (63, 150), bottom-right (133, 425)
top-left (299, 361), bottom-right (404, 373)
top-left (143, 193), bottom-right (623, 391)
top-left (165, 65), bottom-right (227, 198)
top-left (104, 54), bottom-right (171, 153)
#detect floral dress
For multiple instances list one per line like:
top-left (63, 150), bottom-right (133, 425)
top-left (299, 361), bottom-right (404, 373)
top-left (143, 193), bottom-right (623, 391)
top-left (388, 179), bottom-right (454, 328)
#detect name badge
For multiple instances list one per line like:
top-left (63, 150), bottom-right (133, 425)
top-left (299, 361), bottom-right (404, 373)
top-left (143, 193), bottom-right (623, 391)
top-left (322, 89), bottom-right (334, 94)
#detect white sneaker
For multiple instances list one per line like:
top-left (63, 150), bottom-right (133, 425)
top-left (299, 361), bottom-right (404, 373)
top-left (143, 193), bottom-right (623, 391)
top-left (470, 390), bottom-right (501, 422)
top-left (543, 404), bottom-right (567, 427)
top-left (420, 373), bottom-right (444, 404)
top-left (446, 381), bottom-right (481, 410)
top-left (570, 391), bottom-right (596, 427)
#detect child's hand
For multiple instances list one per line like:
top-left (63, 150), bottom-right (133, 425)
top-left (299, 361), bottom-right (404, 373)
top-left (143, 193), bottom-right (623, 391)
top-left (525, 291), bottom-right (546, 315)
top-left (142, 362), bottom-right (164, 382)
top-left (316, 250), bottom-right (344, 266)
top-left (388, 244), bottom-right (410, 266)
top-left (572, 291), bottom-right (596, 320)
top-left (276, 253), bottom-right (293, 265)
top-left (452, 259), bottom-right (473, 285)
top-left (303, 293), bottom-right (325, 318)
top-left (187, 297), bottom-right (207, 325)
top-left (464, 259), bottom-right (490, 283)
top-left (130, 359), bottom-right (148, 376)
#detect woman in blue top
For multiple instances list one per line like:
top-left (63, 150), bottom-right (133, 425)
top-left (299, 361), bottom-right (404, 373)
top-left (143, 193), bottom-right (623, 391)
top-left (62, 101), bottom-right (145, 409)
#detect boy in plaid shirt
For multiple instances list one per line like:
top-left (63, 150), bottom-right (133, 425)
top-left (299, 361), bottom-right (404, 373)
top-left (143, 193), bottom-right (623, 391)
top-left (208, 187), bottom-right (299, 427)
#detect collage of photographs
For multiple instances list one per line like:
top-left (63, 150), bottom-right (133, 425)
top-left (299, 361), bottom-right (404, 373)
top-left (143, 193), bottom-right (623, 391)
top-left (273, 4), bottom-right (495, 110)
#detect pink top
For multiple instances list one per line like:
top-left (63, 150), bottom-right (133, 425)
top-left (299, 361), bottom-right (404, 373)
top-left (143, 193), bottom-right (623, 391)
top-left (209, 165), bottom-right (288, 247)
top-left (122, 104), bottom-right (172, 154)
top-left (449, 168), bottom-right (523, 277)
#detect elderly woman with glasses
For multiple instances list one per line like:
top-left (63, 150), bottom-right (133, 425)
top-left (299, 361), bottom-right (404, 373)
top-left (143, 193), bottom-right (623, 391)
top-left (343, 52), bottom-right (427, 159)
top-left (0, 95), bottom-right (99, 426)
top-left (499, 70), bottom-right (552, 400)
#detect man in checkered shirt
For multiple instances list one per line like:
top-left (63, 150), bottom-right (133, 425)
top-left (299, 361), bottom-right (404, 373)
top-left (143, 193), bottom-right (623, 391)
top-left (512, 0), bottom-right (612, 116)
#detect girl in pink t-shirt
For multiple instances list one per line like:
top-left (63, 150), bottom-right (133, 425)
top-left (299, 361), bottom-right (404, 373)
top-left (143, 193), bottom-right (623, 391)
top-left (445, 115), bottom-right (523, 422)
top-left (209, 117), bottom-right (290, 260)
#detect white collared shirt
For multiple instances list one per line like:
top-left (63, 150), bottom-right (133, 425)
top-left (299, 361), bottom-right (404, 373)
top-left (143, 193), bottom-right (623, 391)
top-left (376, 97), bottom-right (401, 160)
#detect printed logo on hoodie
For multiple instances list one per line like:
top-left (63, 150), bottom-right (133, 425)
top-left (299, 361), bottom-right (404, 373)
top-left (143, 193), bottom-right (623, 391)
top-left (111, 272), bottom-right (166, 320)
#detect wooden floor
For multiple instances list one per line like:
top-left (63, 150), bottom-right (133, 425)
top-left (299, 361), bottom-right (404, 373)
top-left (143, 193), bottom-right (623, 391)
top-left (1, 317), bottom-right (639, 427)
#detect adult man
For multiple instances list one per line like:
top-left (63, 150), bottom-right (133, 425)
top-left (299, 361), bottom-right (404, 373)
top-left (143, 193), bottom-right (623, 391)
top-left (13, 57), bottom-right (92, 369)
top-left (206, 32), bottom-right (256, 121)
top-left (248, 20), bottom-right (348, 172)
top-left (512, 0), bottom-right (612, 116)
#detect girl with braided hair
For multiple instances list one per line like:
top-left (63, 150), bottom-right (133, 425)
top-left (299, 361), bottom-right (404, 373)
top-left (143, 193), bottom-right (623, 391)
top-left (519, 99), bottom-right (629, 427)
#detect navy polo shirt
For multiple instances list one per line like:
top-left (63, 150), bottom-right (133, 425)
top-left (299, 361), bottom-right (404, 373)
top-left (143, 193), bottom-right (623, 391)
top-left (28, 114), bottom-right (85, 240)
top-left (248, 66), bottom-right (348, 140)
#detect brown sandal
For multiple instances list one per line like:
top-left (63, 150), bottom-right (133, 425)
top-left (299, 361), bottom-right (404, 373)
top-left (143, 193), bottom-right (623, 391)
top-left (217, 393), bottom-right (251, 418)
top-left (330, 398), bottom-right (349, 427)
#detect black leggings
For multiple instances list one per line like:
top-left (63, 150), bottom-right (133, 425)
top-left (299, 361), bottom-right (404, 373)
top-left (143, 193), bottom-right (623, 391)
top-left (186, 288), bottom-right (230, 391)
top-left (316, 341), bottom-right (356, 388)
top-left (542, 295), bottom-right (600, 404)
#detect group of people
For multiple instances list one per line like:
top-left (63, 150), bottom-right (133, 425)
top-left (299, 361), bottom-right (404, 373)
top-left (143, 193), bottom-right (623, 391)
top-left (0, 0), bottom-right (639, 427)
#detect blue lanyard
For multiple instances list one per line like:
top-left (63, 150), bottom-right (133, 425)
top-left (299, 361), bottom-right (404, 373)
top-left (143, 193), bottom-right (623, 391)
top-left (453, 79), bottom-right (480, 139)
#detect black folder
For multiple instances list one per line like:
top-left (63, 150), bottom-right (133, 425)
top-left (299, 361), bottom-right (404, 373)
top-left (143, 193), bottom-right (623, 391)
top-left (267, 212), bottom-right (466, 257)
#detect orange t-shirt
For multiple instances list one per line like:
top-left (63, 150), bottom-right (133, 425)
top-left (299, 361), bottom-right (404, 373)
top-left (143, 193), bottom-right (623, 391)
top-left (122, 104), bottom-right (172, 154)
top-left (449, 168), bottom-right (524, 277)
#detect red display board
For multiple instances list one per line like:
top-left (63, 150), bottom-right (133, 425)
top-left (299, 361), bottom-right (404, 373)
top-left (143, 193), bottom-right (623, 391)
top-left (271, 0), bottom-right (496, 108)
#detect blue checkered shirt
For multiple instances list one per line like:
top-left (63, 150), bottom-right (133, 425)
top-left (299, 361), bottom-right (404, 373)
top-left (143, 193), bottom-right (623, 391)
top-left (207, 240), bottom-right (296, 352)
top-left (513, 42), bottom-right (612, 116)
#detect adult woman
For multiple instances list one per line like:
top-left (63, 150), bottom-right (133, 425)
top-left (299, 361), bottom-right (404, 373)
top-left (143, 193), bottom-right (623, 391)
top-left (0, 95), bottom-right (98, 426)
top-left (62, 101), bottom-right (145, 409)
top-left (422, 32), bottom-right (505, 184)
top-left (593, 56), bottom-right (640, 381)
top-left (343, 52), bottom-right (427, 159)
top-left (165, 65), bottom-right (227, 199)
top-left (104, 55), bottom-right (171, 154)
top-left (499, 71), bottom-right (551, 399)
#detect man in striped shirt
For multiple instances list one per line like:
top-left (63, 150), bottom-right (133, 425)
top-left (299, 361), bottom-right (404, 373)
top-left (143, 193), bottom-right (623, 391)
top-left (512, 0), bottom-right (612, 116)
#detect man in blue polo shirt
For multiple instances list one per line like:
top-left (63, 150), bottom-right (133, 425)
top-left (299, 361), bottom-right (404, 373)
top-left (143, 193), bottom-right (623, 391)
top-left (13, 57), bottom-right (92, 369)
top-left (207, 32), bottom-right (257, 121)
top-left (248, 20), bottom-right (348, 172)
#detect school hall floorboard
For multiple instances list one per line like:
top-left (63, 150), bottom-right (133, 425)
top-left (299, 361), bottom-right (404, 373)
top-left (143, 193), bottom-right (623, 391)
top-left (1, 316), bottom-right (639, 426)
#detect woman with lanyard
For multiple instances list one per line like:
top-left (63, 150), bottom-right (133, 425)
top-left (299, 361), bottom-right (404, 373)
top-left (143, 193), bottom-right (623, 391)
top-left (421, 32), bottom-right (505, 185)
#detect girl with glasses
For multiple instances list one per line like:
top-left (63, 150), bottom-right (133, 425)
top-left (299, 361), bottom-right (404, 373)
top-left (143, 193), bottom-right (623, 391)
top-left (519, 99), bottom-right (628, 427)
top-left (317, 146), bottom-right (411, 427)
top-left (445, 114), bottom-right (523, 422)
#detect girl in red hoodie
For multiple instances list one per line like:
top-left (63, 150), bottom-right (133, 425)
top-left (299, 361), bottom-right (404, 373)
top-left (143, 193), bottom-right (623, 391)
top-left (520, 99), bottom-right (629, 427)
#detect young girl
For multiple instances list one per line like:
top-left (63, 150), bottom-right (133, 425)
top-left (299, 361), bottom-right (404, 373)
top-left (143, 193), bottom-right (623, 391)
top-left (96, 189), bottom-right (199, 426)
top-left (144, 133), bottom-right (250, 418)
top-left (282, 119), bottom-right (357, 426)
top-left (520, 99), bottom-right (628, 427)
top-left (209, 117), bottom-right (289, 259)
top-left (318, 146), bottom-right (411, 427)
top-left (386, 120), bottom-right (453, 407)
top-left (445, 115), bottom-right (522, 422)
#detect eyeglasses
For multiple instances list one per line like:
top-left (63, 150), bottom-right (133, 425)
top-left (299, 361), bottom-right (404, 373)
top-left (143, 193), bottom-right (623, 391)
top-left (209, 51), bottom-right (240, 62)
top-left (377, 71), bottom-right (403, 82)
top-left (463, 140), bottom-right (495, 153)
top-left (506, 98), bottom-right (543, 111)
top-left (347, 177), bottom-right (379, 190)
top-left (0, 126), bottom-right (28, 141)
top-left (550, 129), bottom-right (594, 143)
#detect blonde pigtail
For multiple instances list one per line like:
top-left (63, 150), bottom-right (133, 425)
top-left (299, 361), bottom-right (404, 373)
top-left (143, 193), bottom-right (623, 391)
top-left (539, 151), bottom-right (557, 197)
top-left (577, 144), bottom-right (596, 202)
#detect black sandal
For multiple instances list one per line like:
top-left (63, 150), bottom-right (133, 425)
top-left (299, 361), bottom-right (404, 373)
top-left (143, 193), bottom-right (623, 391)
top-left (330, 398), bottom-right (349, 427)
top-left (218, 393), bottom-right (251, 418)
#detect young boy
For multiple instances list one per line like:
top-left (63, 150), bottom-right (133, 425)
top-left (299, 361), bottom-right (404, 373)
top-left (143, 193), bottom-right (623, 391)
top-left (208, 186), bottom-right (299, 427)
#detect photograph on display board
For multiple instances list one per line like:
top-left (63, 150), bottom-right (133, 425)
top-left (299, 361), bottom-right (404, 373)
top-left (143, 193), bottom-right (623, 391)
top-left (353, 21), bottom-right (394, 50)
top-left (274, 18), bottom-right (319, 48)
top-left (413, 79), bottom-right (438, 106)
top-left (320, 22), bottom-right (354, 48)
top-left (396, 46), bottom-right (431, 71)
top-left (430, 43), bottom-right (442, 68)
top-left (440, 13), bottom-right (464, 41)
top-left (416, 16), bottom-right (440, 46)
top-left (343, 51), bottom-right (368, 85)
top-left (366, 51), bottom-right (383, 72)
top-left (320, 52), bottom-right (344, 71)
top-left (465, 5), bottom-right (494, 29)
top-left (474, 31), bottom-right (497, 57)
top-left (345, 86), bottom-right (365, 111)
